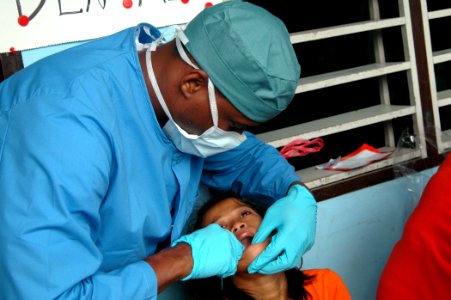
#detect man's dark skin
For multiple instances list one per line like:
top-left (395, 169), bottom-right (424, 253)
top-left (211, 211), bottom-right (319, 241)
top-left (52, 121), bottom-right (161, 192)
top-left (138, 39), bottom-right (259, 292)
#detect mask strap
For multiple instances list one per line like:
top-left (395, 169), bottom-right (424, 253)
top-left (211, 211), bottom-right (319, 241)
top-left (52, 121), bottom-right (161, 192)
top-left (175, 30), bottom-right (198, 69)
top-left (207, 80), bottom-right (219, 126)
top-left (149, 34), bottom-right (164, 51)
top-left (176, 30), bottom-right (219, 127)
top-left (146, 45), bottom-right (173, 120)
top-left (136, 25), bottom-right (165, 51)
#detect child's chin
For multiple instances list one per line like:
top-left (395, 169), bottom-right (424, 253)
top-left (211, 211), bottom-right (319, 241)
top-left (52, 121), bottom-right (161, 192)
top-left (236, 242), bottom-right (267, 274)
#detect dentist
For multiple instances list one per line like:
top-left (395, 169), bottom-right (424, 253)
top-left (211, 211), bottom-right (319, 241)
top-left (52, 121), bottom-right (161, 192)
top-left (0, 1), bottom-right (317, 299)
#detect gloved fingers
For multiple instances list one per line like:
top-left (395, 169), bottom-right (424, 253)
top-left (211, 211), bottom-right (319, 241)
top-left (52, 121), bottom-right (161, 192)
top-left (247, 234), bottom-right (283, 274)
top-left (250, 185), bottom-right (318, 274)
top-left (193, 225), bottom-right (244, 279)
top-left (248, 240), bottom-right (303, 274)
top-left (174, 224), bottom-right (244, 280)
top-left (256, 250), bottom-right (303, 274)
top-left (191, 226), bottom-right (244, 278)
top-left (251, 209), bottom-right (280, 244)
top-left (220, 234), bottom-right (245, 278)
top-left (253, 253), bottom-right (289, 274)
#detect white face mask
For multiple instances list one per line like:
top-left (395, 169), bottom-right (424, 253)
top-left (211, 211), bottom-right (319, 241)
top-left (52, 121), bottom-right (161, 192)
top-left (145, 30), bottom-right (247, 158)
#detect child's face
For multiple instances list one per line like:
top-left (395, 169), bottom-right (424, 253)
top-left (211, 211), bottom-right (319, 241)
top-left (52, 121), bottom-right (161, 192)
top-left (201, 197), bottom-right (262, 247)
top-left (201, 197), bottom-right (270, 273)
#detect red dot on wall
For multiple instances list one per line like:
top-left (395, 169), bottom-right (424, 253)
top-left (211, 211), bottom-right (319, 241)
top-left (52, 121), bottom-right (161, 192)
top-left (18, 15), bottom-right (29, 27)
top-left (10, 47), bottom-right (17, 54)
top-left (123, 0), bottom-right (133, 9)
top-left (205, 2), bottom-right (213, 7)
top-left (181, 0), bottom-right (189, 4)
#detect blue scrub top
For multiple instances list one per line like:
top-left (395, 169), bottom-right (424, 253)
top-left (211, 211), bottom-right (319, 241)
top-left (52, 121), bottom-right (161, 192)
top-left (0, 24), bottom-right (300, 299)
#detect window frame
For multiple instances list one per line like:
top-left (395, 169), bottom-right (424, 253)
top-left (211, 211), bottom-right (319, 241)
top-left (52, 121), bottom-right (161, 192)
top-left (253, 0), bottom-right (448, 200)
top-left (420, 0), bottom-right (451, 154)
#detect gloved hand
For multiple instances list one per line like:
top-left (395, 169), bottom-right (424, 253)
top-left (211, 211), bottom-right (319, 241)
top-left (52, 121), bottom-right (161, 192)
top-left (248, 184), bottom-right (317, 274)
top-left (172, 223), bottom-right (244, 280)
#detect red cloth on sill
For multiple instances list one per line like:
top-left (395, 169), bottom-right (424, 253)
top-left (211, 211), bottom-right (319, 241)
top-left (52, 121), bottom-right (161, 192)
top-left (377, 153), bottom-right (451, 299)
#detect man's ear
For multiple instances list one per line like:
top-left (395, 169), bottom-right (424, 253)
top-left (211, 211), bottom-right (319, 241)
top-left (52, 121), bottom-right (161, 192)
top-left (180, 69), bottom-right (209, 98)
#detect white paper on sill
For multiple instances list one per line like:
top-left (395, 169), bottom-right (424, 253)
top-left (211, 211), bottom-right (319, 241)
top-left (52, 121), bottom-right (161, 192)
top-left (316, 144), bottom-right (393, 171)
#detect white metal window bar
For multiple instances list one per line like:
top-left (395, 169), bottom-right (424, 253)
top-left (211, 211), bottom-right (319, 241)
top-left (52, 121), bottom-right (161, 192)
top-left (420, 0), bottom-right (451, 154)
top-left (256, 0), bottom-right (426, 189)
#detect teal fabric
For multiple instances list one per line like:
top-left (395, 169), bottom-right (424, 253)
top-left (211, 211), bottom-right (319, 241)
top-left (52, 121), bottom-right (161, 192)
top-left (184, 1), bottom-right (301, 122)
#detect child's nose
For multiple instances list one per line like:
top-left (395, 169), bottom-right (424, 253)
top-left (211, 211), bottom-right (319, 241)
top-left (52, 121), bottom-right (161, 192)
top-left (232, 222), bottom-right (246, 233)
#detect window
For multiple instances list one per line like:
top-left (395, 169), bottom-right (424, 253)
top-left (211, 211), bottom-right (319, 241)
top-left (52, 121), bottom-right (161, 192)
top-left (420, 0), bottom-right (451, 153)
top-left (247, 0), bottom-right (447, 199)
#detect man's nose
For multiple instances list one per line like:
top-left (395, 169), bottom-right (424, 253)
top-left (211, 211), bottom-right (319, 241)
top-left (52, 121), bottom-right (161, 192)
top-left (232, 222), bottom-right (246, 233)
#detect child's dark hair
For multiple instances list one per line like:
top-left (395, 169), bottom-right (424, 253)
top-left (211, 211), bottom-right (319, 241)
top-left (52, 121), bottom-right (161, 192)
top-left (192, 190), bottom-right (268, 230)
top-left (185, 190), bottom-right (314, 300)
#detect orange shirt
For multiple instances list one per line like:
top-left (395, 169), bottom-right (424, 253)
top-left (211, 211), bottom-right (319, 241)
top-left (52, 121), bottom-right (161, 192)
top-left (303, 269), bottom-right (352, 300)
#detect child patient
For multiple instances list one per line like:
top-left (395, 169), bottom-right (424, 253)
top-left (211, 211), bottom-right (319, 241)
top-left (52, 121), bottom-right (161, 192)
top-left (186, 191), bottom-right (352, 300)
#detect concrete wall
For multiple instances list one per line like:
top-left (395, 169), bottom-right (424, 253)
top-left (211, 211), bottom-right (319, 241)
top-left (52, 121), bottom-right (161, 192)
top-left (301, 167), bottom-right (436, 300)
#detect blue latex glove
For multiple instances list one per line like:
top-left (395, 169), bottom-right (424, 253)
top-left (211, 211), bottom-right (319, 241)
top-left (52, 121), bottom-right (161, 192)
top-left (248, 184), bottom-right (317, 274)
top-left (172, 223), bottom-right (244, 280)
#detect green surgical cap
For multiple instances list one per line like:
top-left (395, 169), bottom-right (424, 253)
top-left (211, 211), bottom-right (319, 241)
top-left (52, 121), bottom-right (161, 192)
top-left (184, 1), bottom-right (301, 123)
